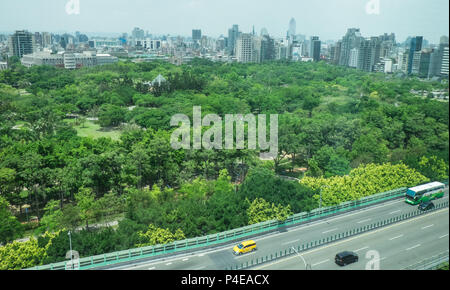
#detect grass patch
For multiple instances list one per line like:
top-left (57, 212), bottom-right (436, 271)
top-left (65, 119), bottom-right (122, 140)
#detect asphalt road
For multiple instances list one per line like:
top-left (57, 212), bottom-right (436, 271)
top-left (253, 208), bottom-right (449, 270)
top-left (108, 189), bottom-right (448, 270)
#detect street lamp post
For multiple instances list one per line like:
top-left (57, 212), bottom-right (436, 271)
top-left (68, 231), bottom-right (73, 269)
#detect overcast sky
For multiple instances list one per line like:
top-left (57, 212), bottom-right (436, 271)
top-left (0, 0), bottom-right (448, 43)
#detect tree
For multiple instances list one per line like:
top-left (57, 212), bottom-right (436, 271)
top-left (300, 163), bottom-right (429, 206)
top-left (418, 156), bottom-right (449, 181)
top-left (39, 200), bottom-right (64, 232)
top-left (74, 187), bottom-right (97, 231)
top-left (0, 168), bottom-right (16, 200)
top-left (302, 95), bottom-right (321, 118)
top-left (0, 196), bottom-right (24, 245)
top-left (135, 224), bottom-right (186, 247)
top-left (98, 104), bottom-right (126, 127)
top-left (246, 198), bottom-right (292, 225)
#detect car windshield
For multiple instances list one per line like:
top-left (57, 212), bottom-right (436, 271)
top-left (238, 244), bottom-right (244, 249)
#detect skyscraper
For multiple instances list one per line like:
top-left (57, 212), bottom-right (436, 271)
top-left (260, 35), bottom-right (275, 62)
top-left (338, 28), bottom-right (362, 66)
top-left (227, 25), bottom-right (239, 55)
top-left (357, 37), bottom-right (381, 72)
top-left (288, 18), bottom-right (296, 39)
top-left (236, 33), bottom-right (254, 63)
top-left (441, 45), bottom-right (449, 76)
top-left (192, 29), bottom-right (202, 42)
top-left (132, 27), bottom-right (145, 40)
top-left (407, 36), bottom-right (423, 74)
top-left (348, 48), bottom-right (359, 68)
top-left (8, 30), bottom-right (35, 58)
top-left (260, 28), bottom-right (269, 37)
top-left (310, 36), bottom-right (321, 61)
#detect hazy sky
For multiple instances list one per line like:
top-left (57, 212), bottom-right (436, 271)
top-left (0, 0), bottom-right (448, 43)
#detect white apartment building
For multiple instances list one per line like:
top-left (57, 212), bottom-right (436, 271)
top-left (348, 48), bottom-right (359, 68)
top-left (441, 46), bottom-right (449, 76)
top-left (21, 51), bottom-right (117, 69)
top-left (236, 33), bottom-right (254, 63)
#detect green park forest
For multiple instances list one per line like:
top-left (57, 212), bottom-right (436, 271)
top-left (0, 58), bottom-right (448, 269)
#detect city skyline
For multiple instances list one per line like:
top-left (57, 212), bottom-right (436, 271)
top-left (0, 0), bottom-right (448, 43)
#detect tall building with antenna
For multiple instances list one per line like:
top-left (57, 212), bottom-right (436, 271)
top-left (288, 18), bottom-right (296, 39)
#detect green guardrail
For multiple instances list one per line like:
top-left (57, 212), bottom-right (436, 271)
top-left (226, 200), bottom-right (450, 270)
top-left (27, 186), bottom-right (409, 270)
top-left (403, 251), bottom-right (449, 270)
top-left (26, 180), bottom-right (449, 270)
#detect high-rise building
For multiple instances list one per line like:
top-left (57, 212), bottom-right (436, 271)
top-left (348, 48), bottom-right (359, 68)
top-left (357, 37), bottom-right (381, 72)
top-left (288, 18), bottom-right (296, 39)
top-left (310, 36), bottom-right (321, 61)
top-left (418, 50), bottom-right (432, 78)
top-left (34, 32), bottom-right (43, 48)
top-left (330, 41), bottom-right (342, 64)
top-left (42, 32), bottom-right (52, 47)
top-left (260, 28), bottom-right (269, 37)
top-left (411, 51), bottom-right (422, 75)
top-left (407, 36), bottom-right (423, 74)
top-left (260, 35), bottom-right (275, 62)
top-left (8, 30), bottom-right (35, 58)
top-left (236, 33), bottom-right (254, 63)
top-left (132, 27), bottom-right (145, 41)
top-left (441, 45), bottom-right (449, 76)
top-left (338, 28), bottom-right (362, 66)
top-left (227, 25), bottom-right (239, 55)
top-left (192, 29), bottom-right (202, 42)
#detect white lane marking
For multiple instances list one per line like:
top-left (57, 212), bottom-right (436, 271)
top-left (115, 196), bottom-right (449, 270)
top-left (234, 252), bottom-right (257, 259)
top-left (192, 266), bottom-right (206, 270)
top-left (421, 224), bottom-right (434, 230)
top-left (322, 228), bottom-right (338, 234)
top-left (439, 234), bottom-right (449, 239)
top-left (254, 208), bottom-right (448, 270)
top-left (389, 234), bottom-right (403, 241)
top-left (182, 258), bottom-right (189, 261)
top-left (148, 267), bottom-right (155, 270)
top-left (389, 210), bottom-right (401, 215)
top-left (312, 259), bottom-right (330, 267)
top-left (406, 244), bottom-right (421, 251)
top-left (354, 246), bottom-right (369, 252)
top-left (357, 218), bottom-right (372, 224)
top-left (282, 239), bottom-right (300, 245)
top-left (165, 262), bottom-right (172, 266)
top-left (198, 253), bottom-right (205, 257)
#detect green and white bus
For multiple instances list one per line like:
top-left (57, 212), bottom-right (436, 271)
top-left (405, 182), bottom-right (446, 205)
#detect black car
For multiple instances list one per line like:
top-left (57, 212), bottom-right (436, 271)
top-left (335, 251), bottom-right (359, 266)
top-left (418, 201), bottom-right (435, 211)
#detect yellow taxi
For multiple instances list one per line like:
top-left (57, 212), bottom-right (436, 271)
top-left (233, 240), bottom-right (257, 255)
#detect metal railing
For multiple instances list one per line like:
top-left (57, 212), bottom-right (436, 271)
top-left (27, 180), bottom-right (449, 270)
top-left (403, 251), bottom-right (449, 270)
top-left (225, 201), bottom-right (449, 270)
top-left (27, 186), bottom-right (408, 270)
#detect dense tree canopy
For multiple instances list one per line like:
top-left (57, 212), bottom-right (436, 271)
top-left (0, 59), bottom-right (448, 269)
